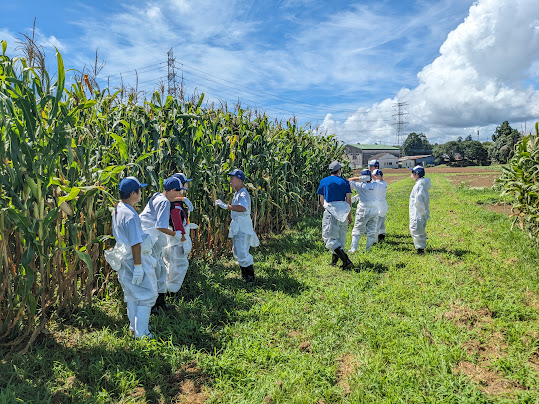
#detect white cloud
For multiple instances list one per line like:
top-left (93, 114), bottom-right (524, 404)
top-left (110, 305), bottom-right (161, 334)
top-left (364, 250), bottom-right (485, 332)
top-left (322, 0), bottom-right (539, 144)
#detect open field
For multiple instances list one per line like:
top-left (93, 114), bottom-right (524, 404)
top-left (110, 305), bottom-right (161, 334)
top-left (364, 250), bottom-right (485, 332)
top-left (2, 168), bottom-right (538, 403)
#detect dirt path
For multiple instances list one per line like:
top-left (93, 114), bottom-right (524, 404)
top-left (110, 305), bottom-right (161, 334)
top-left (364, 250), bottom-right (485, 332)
top-left (351, 166), bottom-right (502, 187)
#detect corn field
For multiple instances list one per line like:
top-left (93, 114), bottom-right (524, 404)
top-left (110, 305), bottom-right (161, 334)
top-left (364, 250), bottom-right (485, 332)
top-left (499, 122), bottom-right (539, 243)
top-left (0, 42), bottom-right (345, 352)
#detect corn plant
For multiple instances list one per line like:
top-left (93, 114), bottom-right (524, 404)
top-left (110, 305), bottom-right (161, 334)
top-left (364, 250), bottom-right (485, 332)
top-left (499, 122), bottom-right (539, 243)
top-left (0, 42), bottom-right (345, 352)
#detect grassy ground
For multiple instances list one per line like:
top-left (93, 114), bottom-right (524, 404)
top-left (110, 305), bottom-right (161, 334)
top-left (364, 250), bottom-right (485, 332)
top-left (2, 172), bottom-right (539, 403)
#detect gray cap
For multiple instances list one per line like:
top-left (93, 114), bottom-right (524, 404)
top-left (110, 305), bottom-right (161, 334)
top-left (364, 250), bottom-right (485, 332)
top-left (329, 161), bottom-right (343, 172)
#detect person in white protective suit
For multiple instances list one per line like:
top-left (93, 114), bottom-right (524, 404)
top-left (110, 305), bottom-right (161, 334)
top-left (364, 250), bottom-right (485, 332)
top-left (214, 169), bottom-right (260, 282)
top-left (139, 176), bottom-right (186, 314)
top-left (104, 176), bottom-right (157, 338)
top-left (368, 159), bottom-right (380, 173)
top-left (372, 169), bottom-right (388, 242)
top-left (163, 172), bottom-right (198, 294)
top-left (409, 165), bottom-right (431, 253)
top-left (348, 169), bottom-right (380, 253)
top-left (317, 161), bottom-right (353, 269)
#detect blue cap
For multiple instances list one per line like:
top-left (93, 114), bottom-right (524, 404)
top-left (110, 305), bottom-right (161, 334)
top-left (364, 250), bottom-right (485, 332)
top-left (163, 177), bottom-right (187, 191)
top-left (373, 169), bottom-right (383, 176)
top-left (368, 159), bottom-right (380, 167)
top-left (360, 169), bottom-right (371, 177)
top-left (173, 172), bottom-right (192, 184)
top-left (119, 176), bottom-right (147, 194)
top-left (228, 169), bottom-right (246, 182)
top-left (409, 165), bottom-right (425, 177)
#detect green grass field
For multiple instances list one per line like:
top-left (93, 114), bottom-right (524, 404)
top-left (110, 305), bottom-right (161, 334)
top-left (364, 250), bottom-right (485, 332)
top-left (2, 172), bottom-right (538, 403)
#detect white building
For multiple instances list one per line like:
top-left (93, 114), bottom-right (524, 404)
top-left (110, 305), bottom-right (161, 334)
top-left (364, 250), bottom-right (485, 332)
top-left (369, 152), bottom-right (399, 169)
top-left (344, 144), bottom-right (401, 169)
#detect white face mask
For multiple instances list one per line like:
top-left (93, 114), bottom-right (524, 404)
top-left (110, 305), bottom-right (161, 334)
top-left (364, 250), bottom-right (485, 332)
top-left (360, 175), bottom-right (371, 182)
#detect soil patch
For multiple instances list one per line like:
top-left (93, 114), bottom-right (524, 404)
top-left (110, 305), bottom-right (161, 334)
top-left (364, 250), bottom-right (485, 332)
top-left (453, 361), bottom-right (519, 396)
top-left (336, 354), bottom-right (358, 395)
top-left (171, 362), bottom-right (211, 404)
top-left (446, 303), bottom-right (527, 396)
top-left (443, 304), bottom-right (492, 330)
top-left (484, 203), bottom-right (512, 215)
top-left (448, 174), bottom-right (499, 188)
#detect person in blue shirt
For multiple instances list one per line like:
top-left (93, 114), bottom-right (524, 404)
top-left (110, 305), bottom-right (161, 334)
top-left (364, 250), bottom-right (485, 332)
top-left (317, 161), bottom-right (353, 269)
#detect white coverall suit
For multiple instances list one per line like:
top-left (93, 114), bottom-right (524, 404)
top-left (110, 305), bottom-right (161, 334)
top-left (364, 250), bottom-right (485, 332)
top-left (409, 177), bottom-right (431, 249)
top-left (139, 193), bottom-right (171, 295)
top-left (321, 201), bottom-right (350, 251)
top-left (374, 179), bottom-right (388, 237)
top-left (105, 202), bottom-right (158, 338)
top-left (164, 198), bottom-right (198, 293)
top-left (349, 181), bottom-right (380, 252)
top-left (229, 187), bottom-right (259, 267)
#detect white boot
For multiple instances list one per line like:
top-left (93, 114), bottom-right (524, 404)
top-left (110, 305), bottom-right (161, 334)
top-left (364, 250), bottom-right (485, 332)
top-left (349, 235), bottom-right (359, 253)
top-left (126, 301), bottom-right (137, 332)
top-left (134, 305), bottom-right (153, 339)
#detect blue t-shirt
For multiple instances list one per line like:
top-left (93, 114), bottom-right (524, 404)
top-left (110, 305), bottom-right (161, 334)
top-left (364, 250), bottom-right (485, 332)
top-left (317, 175), bottom-right (351, 203)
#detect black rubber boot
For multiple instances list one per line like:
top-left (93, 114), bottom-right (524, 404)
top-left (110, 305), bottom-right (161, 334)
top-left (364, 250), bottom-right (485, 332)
top-left (330, 253), bottom-right (339, 266)
top-left (334, 247), bottom-right (353, 270)
top-left (151, 293), bottom-right (172, 315)
top-left (240, 266), bottom-right (248, 280)
top-left (244, 264), bottom-right (255, 283)
top-left (378, 234), bottom-right (385, 242)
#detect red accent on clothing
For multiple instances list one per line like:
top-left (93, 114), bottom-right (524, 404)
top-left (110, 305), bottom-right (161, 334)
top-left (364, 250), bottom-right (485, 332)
top-left (170, 207), bottom-right (185, 234)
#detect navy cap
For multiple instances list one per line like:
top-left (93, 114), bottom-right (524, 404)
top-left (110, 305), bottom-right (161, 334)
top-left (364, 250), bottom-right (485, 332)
top-left (368, 159), bottom-right (380, 167)
top-left (360, 169), bottom-right (371, 177)
top-left (329, 161), bottom-right (343, 172)
top-left (373, 169), bottom-right (383, 176)
top-left (228, 169), bottom-right (246, 182)
top-left (173, 172), bottom-right (192, 184)
top-left (119, 176), bottom-right (147, 194)
top-left (409, 165), bottom-right (425, 177)
top-left (163, 177), bottom-right (187, 191)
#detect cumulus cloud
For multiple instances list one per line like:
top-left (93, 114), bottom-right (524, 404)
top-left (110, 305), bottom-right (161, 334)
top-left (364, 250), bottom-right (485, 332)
top-left (322, 0), bottom-right (539, 144)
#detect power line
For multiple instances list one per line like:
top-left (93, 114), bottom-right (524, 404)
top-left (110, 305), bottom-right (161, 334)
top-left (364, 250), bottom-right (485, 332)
top-left (175, 60), bottom-right (394, 115)
top-left (179, 77), bottom-right (338, 121)
top-left (100, 62), bottom-right (166, 79)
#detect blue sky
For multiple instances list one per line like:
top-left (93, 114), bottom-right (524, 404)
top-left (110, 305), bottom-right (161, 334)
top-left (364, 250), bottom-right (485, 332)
top-left (2, 0), bottom-right (539, 145)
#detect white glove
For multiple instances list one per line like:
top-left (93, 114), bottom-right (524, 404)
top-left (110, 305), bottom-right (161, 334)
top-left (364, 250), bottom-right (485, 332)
top-left (132, 264), bottom-right (144, 285)
top-left (182, 197), bottom-right (194, 212)
top-left (215, 199), bottom-right (228, 209)
top-left (351, 194), bottom-right (359, 203)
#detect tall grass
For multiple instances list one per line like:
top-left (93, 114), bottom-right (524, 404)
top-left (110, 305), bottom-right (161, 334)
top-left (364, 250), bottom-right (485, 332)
top-left (0, 42), bottom-right (344, 352)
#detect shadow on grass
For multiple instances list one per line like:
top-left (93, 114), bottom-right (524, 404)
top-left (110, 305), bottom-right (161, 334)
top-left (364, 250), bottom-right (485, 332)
top-left (352, 258), bottom-right (391, 274)
top-left (427, 246), bottom-right (474, 257)
top-left (3, 336), bottom-right (193, 404)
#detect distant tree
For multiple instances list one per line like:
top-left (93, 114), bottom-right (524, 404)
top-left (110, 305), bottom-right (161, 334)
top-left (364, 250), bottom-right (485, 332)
top-left (461, 140), bottom-right (489, 165)
top-left (489, 121), bottom-right (522, 163)
top-left (402, 132), bottom-right (433, 156)
top-left (464, 134), bottom-right (473, 141)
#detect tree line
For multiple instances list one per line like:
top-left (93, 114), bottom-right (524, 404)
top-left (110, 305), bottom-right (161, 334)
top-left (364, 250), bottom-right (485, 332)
top-left (401, 121), bottom-right (524, 165)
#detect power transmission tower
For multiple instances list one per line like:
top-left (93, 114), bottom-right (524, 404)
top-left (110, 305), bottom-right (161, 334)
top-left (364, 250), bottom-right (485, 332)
top-left (167, 48), bottom-right (178, 98)
top-left (392, 102), bottom-right (409, 146)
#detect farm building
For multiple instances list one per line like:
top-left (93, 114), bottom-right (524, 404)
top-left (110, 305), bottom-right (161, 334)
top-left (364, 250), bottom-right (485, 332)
top-left (344, 144), bottom-right (401, 169)
top-left (399, 155), bottom-right (436, 168)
